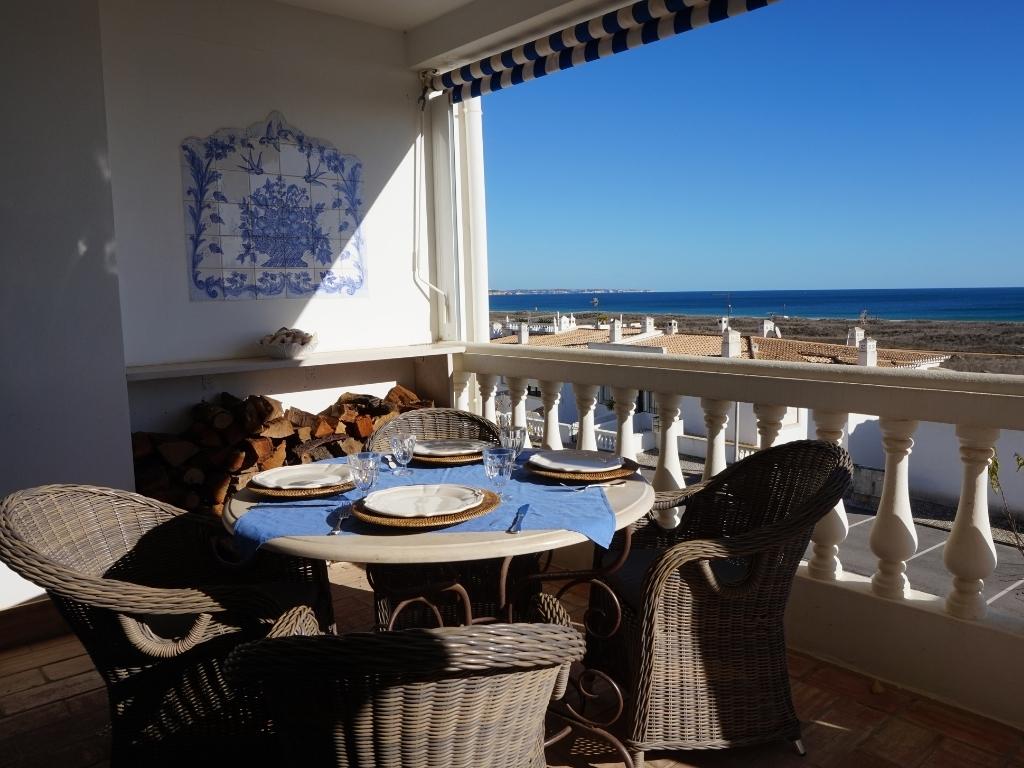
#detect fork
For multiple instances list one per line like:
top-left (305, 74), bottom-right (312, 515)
top-left (327, 503), bottom-right (352, 535)
top-left (558, 480), bottom-right (627, 492)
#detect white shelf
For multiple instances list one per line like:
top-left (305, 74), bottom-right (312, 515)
top-left (125, 343), bottom-right (463, 382)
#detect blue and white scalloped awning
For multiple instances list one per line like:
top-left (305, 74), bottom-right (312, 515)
top-left (425, 0), bottom-right (779, 103)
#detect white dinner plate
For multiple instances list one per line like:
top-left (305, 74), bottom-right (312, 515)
top-left (363, 485), bottom-right (485, 518)
top-left (251, 464), bottom-right (352, 490)
top-left (413, 439), bottom-right (493, 457)
top-left (527, 450), bottom-right (624, 474)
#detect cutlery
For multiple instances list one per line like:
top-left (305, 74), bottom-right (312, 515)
top-left (327, 503), bottom-right (352, 535)
top-left (507, 504), bottom-right (529, 534)
top-left (382, 454), bottom-right (398, 470)
top-left (558, 480), bottom-right (626, 492)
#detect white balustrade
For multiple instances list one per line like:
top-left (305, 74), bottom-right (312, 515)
top-left (869, 418), bottom-right (918, 599)
top-left (611, 386), bottom-right (639, 461)
top-left (477, 373), bottom-right (498, 423)
top-left (573, 383), bottom-right (600, 452)
top-left (652, 392), bottom-right (684, 491)
top-left (753, 403), bottom-right (787, 449)
top-left (944, 425), bottom-right (1000, 620)
top-left (537, 380), bottom-right (564, 450)
top-left (452, 371), bottom-right (471, 411)
top-left (700, 397), bottom-right (730, 480)
top-left (808, 409), bottom-right (850, 581)
top-left (505, 376), bottom-right (532, 448)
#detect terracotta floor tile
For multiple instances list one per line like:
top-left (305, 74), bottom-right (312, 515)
top-left (786, 651), bottom-right (820, 679)
top-left (791, 679), bottom-right (838, 722)
top-left (859, 717), bottom-right (940, 767)
top-left (806, 663), bottom-right (913, 715)
top-left (0, 669), bottom-right (46, 698)
top-left (831, 748), bottom-right (903, 768)
top-left (801, 697), bottom-right (888, 767)
top-left (41, 654), bottom-right (95, 682)
top-left (918, 737), bottom-right (1006, 768)
top-left (901, 699), bottom-right (1021, 757)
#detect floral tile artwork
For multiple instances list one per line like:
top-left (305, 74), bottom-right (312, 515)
top-left (182, 111), bottom-right (365, 301)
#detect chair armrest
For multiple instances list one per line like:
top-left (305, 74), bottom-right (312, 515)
top-left (651, 480), bottom-right (710, 512)
top-left (265, 604), bottom-right (324, 638)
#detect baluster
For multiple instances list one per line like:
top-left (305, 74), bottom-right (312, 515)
top-left (808, 410), bottom-right (850, 581)
top-left (573, 384), bottom-right (600, 452)
top-left (505, 377), bottom-right (532, 448)
top-left (538, 380), bottom-right (564, 450)
top-left (477, 374), bottom-right (498, 423)
top-left (652, 393), bottom-right (684, 492)
top-left (944, 425), bottom-right (1000, 620)
top-left (700, 398), bottom-right (730, 480)
top-left (753, 403), bottom-right (787, 449)
top-left (611, 387), bottom-right (639, 461)
top-left (452, 371), bottom-right (471, 412)
top-left (869, 418), bottom-right (918, 599)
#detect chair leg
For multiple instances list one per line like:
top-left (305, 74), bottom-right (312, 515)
top-left (793, 738), bottom-right (807, 756)
top-left (631, 750), bottom-right (644, 768)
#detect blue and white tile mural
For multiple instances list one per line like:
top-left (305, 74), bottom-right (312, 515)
top-left (181, 112), bottom-right (365, 301)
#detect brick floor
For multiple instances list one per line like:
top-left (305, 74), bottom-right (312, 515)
top-left (2, 562), bottom-right (1021, 768)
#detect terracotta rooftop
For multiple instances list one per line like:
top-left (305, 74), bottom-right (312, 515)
top-left (491, 329), bottom-right (949, 368)
top-left (491, 326), bottom-right (645, 348)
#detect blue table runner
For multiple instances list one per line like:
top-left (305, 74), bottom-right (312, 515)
top-left (232, 454), bottom-right (619, 559)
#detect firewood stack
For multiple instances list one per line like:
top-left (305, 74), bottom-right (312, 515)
top-left (132, 386), bottom-right (430, 516)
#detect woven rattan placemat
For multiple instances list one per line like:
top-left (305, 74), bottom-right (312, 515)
top-left (411, 453), bottom-right (484, 466)
top-left (352, 489), bottom-right (500, 528)
top-left (248, 481), bottom-right (355, 500)
top-left (524, 457), bottom-right (640, 483)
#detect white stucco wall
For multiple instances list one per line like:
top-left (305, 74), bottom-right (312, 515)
top-left (99, 0), bottom-right (432, 367)
top-left (0, 0), bottom-right (134, 609)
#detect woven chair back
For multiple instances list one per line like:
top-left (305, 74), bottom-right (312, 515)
top-left (366, 407), bottom-right (500, 452)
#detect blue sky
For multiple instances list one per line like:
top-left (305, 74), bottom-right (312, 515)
top-left (482, 0), bottom-right (1024, 291)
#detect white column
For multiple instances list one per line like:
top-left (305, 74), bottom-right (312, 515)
top-left (611, 387), bottom-right (639, 461)
top-left (452, 371), bottom-right (471, 412)
top-left (753, 403), bottom-right (787, 449)
top-left (700, 398), bottom-right (730, 480)
top-left (944, 425), bottom-right (1000, 620)
top-left (869, 418), bottom-right (918, 599)
top-left (457, 99), bottom-right (490, 345)
top-left (652, 393), bottom-right (684, 491)
top-left (477, 373), bottom-right (498, 423)
top-left (538, 380), bottom-right (563, 450)
top-left (807, 410), bottom-right (850, 581)
top-left (573, 384), bottom-right (600, 452)
top-left (505, 376), bottom-right (532, 448)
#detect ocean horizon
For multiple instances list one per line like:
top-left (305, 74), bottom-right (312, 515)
top-left (488, 287), bottom-right (1024, 323)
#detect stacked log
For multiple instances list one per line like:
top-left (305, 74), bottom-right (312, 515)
top-left (132, 386), bottom-right (428, 516)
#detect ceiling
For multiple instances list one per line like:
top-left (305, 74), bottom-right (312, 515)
top-left (272, 0), bottom-right (476, 32)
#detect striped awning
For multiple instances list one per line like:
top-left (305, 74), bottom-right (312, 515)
top-left (425, 0), bottom-right (779, 103)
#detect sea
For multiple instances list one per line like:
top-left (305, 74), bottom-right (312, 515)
top-left (488, 287), bottom-right (1024, 322)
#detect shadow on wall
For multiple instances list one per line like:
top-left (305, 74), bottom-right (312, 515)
top-left (847, 417), bottom-right (1024, 516)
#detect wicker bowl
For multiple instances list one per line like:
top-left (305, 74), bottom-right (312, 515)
top-left (259, 333), bottom-right (318, 359)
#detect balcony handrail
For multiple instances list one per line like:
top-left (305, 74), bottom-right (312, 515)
top-left (453, 342), bottom-right (1024, 430)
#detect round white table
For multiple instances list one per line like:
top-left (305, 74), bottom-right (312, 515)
top-left (223, 475), bottom-right (654, 564)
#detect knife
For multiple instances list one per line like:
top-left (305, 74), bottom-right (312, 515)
top-left (507, 504), bottom-right (529, 534)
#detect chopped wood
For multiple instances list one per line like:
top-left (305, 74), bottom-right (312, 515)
top-left (284, 407), bottom-right (317, 428)
top-left (296, 425), bottom-right (312, 442)
top-left (156, 440), bottom-right (199, 468)
top-left (245, 436), bottom-right (275, 463)
top-left (181, 467), bottom-right (205, 486)
top-left (223, 449), bottom-right (248, 473)
top-left (259, 417), bottom-right (295, 439)
top-left (259, 442), bottom-right (287, 470)
top-left (207, 472), bottom-right (231, 505)
top-left (242, 395), bottom-right (283, 432)
top-left (182, 491), bottom-right (201, 511)
top-left (312, 416), bottom-right (337, 439)
top-left (221, 423), bottom-right (248, 447)
top-left (131, 432), bottom-right (153, 460)
top-left (385, 384), bottom-right (419, 406)
top-left (192, 402), bottom-right (234, 430)
top-left (353, 414), bottom-right (374, 439)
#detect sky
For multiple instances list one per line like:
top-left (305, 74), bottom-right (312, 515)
top-left (481, 0), bottom-right (1024, 291)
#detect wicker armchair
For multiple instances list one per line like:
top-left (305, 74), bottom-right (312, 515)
top-left (227, 604), bottom-right (586, 767)
top-left (366, 407), bottom-right (500, 452)
top-left (0, 484), bottom-right (335, 766)
top-left (365, 408), bottom-right (531, 628)
top-left (587, 440), bottom-right (852, 766)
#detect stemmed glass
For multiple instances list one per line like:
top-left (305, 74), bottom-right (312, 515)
top-left (329, 452), bottom-right (379, 535)
top-left (500, 425), bottom-right (527, 463)
top-left (388, 430), bottom-right (417, 477)
top-left (483, 447), bottom-right (515, 501)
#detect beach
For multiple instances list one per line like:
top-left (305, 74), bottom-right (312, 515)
top-left (489, 311), bottom-right (1024, 376)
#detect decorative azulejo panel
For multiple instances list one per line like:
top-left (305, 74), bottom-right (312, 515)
top-left (182, 111), bottom-right (366, 301)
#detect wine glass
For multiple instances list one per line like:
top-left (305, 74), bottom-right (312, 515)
top-left (389, 431), bottom-right (417, 477)
top-left (500, 425), bottom-right (527, 463)
top-left (350, 452), bottom-right (380, 498)
top-left (483, 447), bottom-right (514, 501)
